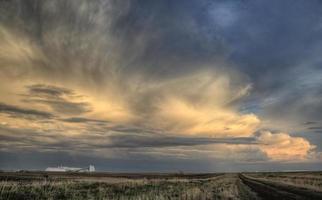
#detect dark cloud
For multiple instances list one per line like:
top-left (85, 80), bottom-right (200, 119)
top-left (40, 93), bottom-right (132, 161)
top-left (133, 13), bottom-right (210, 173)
top-left (0, 102), bottom-right (53, 119)
top-left (112, 0), bottom-right (228, 76)
top-left (61, 117), bottom-right (108, 124)
top-left (259, 87), bottom-right (322, 127)
top-left (109, 125), bottom-right (163, 135)
top-left (308, 126), bottom-right (322, 130)
top-left (0, 126), bottom-right (92, 151)
top-left (219, 0), bottom-right (322, 127)
top-left (31, 100), bottom-right (90, 115)
top-left (224, 0), bottom-right (322, 83)
top-left (27, 84), bottom-right (73, 99)
top-left (0, 125), bottom-right (256, 151)
top-left (107, 135), bottom-right (257, 148)
top-left (304, 121), bottom-right (318, 125)
top-left (0, 0), bottom-right (229, 82)
top-left (0, 125), bottom-right (269, 172)
top-left (23, 84), bottom-right (91, 115)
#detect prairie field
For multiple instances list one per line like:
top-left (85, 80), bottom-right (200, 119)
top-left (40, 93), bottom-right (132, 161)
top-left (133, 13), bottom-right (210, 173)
top-left (1, 171), bottom-right (322, 200)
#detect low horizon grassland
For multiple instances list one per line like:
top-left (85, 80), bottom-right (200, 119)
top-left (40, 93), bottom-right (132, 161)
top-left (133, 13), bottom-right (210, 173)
top-left (0, 173), bottom-right (259, 200)
top-left (2, 171), bottom-right (322, 200)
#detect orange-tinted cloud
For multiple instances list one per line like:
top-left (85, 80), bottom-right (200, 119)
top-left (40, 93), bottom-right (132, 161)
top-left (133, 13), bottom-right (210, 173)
top-left (156, 96), bottom-right (260, 137)
top-left (0, 1), bottom-right (320, 167)
top-left (257, 130), bottom-right (315, 161)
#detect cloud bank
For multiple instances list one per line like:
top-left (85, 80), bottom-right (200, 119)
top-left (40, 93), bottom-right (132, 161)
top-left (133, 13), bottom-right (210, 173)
top-left (0, 0), bottom-right (321, 171)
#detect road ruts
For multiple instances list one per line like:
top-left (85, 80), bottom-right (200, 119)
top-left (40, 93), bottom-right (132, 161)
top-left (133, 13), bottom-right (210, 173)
top-left (239, 174), bottom-right (322, 200)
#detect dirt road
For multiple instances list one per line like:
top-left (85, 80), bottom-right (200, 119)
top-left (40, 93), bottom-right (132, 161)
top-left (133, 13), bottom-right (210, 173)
top-left (239, 174), bottom-right (322, 200)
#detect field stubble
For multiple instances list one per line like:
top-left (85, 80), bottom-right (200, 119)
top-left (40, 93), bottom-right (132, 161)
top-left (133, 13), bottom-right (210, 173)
top-left (0, 171), bottom-right (321, 200)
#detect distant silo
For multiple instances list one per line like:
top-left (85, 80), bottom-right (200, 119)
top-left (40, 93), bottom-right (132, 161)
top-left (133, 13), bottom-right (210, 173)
top-left (45, 165), bottom-right (95, 172)
top-left (89, 165), bottom-right (95, 172)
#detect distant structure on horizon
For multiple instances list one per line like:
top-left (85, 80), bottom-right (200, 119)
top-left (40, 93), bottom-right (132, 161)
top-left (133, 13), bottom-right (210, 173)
top-left (45, 165), bottom-right (95, 172)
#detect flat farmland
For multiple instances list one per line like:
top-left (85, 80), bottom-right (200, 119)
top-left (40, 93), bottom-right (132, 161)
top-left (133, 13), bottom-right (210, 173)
top-left (0, 171), bottom-right (321, 200)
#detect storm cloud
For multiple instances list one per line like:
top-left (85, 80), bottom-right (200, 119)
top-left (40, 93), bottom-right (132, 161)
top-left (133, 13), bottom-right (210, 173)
top-left (0, 102), bottom-right (53, 119)
top-left (0, 0), bottom-right (321, 171)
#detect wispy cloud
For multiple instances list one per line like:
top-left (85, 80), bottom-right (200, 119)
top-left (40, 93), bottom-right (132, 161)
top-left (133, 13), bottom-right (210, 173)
top-left (0, 0), bottom-right (321, 170)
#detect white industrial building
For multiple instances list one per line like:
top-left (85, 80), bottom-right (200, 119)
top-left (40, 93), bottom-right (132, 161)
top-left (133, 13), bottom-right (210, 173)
top-left (45, 165), bottom-right (95, 172)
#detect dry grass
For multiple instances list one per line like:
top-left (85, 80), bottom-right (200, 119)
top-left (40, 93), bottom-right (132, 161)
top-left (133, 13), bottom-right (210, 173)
top-left (246, 172), bottom-right (322, 192)
top-left (1, 171), bottom-right (320, 200)
top-left (0, 173), bottom-right (254, 200)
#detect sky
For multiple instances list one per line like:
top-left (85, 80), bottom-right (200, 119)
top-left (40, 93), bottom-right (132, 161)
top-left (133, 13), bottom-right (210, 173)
top-left (0, 0), bottom-right (322, 172)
